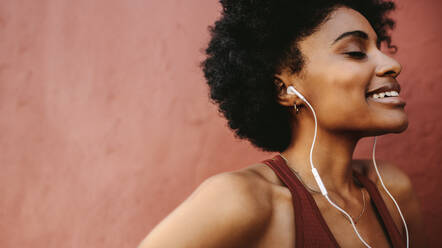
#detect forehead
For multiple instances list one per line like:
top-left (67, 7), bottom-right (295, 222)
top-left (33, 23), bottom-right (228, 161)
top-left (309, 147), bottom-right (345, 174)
top-left (301, 7), bottom-right (378, 46)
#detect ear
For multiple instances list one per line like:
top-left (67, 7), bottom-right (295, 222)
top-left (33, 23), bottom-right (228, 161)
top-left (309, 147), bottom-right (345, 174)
top-left (274, 73), bottom-right (304, 108)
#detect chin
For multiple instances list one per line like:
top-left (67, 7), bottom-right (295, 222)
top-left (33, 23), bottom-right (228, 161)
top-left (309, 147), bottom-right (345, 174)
top-left (375, 108), bottom-right (409, 133)
top-left (358, 114), bottom-right (409, 137)
top-left (374, 116), bottom-right (409, 135)
top-left (389, 119), bottom-right (409, 133)
top-left (388, 111), bottom-right (409, 132)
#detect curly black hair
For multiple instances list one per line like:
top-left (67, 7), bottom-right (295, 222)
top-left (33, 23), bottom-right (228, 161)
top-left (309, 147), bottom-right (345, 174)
top-left (202, 0), bottom-right (396, 152)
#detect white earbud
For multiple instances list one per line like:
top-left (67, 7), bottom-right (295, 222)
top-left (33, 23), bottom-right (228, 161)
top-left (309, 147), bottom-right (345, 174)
top-left (287, 86), bottom-right (306, 101)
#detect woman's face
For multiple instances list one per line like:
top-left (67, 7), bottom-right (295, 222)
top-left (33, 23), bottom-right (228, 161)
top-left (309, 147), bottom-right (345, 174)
top-left (284, 7), bottom-right (408, 137)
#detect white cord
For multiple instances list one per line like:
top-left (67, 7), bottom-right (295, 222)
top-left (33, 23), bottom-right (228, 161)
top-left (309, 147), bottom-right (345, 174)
top-left (372, 137), bottom-right (409, 248)
top-left (303, 99), bottom-right (372, 248)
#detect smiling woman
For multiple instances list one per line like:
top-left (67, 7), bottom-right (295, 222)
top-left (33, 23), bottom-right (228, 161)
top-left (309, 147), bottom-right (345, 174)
top-left (139, 0), bottom-right (426, 247)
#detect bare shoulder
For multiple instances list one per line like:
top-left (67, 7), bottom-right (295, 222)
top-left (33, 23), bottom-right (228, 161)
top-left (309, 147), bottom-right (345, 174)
top-left (352, 159), bottom-right (418, 211)
top-left (352, 159), bottom-right (427, 247)
top-left (188, 166), bottom-right (275, 218)
top-left (138, 164), bottom-right (274, 248)
top-left (352, 159), bottom-right (412, 201)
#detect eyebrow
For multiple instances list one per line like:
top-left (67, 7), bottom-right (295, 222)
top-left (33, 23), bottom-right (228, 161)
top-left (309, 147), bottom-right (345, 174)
top-left (331, 30), bottom-right (369, 45)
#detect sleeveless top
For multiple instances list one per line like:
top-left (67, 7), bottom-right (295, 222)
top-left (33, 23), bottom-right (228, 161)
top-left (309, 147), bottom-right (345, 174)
top-left (262, 154), bottom-right (406, 248)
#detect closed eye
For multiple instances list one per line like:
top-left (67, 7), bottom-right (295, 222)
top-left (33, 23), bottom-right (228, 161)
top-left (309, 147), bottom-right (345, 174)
top-left (344, 51), bottom-right (367, 59)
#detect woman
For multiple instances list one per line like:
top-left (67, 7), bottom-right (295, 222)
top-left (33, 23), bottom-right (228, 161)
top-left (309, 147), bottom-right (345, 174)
top-left (140, 0), bottom-right (426, 247)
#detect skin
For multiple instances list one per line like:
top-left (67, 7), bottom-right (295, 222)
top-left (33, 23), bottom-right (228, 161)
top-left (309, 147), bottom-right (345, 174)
top-left (139, 7), bottom-right (426, 248)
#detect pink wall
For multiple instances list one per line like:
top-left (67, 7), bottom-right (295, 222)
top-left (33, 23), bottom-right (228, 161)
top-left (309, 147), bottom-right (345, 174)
top-left (0, 0), bottom-right (440, 247)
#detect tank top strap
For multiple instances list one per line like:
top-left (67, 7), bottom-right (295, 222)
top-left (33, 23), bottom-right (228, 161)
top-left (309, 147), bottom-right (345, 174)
top-left (262, 154), bottom-right (340, 247)
top-left (354, 172), bottom-right (407, 248)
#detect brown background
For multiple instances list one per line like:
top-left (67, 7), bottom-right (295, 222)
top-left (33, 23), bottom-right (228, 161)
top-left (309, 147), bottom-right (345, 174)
top-left (0, 0), bottom-right (440, 247)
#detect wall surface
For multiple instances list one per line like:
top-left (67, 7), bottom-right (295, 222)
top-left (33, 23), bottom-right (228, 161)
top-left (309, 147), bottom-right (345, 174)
top-left (0, 0), bottom-right (440, 247)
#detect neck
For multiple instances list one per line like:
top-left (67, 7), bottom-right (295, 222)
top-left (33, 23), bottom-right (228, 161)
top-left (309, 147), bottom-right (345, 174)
top-left (281, 117), bottom-right (361, 197)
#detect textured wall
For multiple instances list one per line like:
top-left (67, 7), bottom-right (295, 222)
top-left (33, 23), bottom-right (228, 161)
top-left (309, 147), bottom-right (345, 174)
top-left (0, 0), bottom-right (440, 247)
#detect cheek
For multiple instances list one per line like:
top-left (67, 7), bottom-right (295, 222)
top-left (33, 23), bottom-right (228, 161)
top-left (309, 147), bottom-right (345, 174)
top-left (307, 65), bottom-right (372, 120)
top-left (302, 64), bottom-right (380, 131)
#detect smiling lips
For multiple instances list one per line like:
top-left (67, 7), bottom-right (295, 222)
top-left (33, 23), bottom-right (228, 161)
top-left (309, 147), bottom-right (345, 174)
top-left (366, 90), bottom-right (406, 107)
top-left (370, 90), bottom-right (399, 99)
top-left (365, 84), bottom-right (406, 107)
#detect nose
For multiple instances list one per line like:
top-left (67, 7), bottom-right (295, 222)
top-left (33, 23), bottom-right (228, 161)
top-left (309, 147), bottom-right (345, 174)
top-left (375, 52), bottom-right (402, 79)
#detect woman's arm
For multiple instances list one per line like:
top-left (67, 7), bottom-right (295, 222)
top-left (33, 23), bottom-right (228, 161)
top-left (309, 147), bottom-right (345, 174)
top-left (138, 172), bottom-right (272, 248)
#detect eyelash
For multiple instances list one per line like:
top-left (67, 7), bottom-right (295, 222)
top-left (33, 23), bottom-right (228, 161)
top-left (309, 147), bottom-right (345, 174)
top-left (344, 51), bottom-right (367, 59)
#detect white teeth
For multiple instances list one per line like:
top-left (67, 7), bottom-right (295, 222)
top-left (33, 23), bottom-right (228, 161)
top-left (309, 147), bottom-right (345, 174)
top-left (369, 91), bottom-right (399, 99)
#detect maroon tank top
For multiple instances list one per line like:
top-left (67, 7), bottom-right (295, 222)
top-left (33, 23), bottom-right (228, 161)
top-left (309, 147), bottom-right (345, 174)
top-left (262, 154), bottom-right (406, 248)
